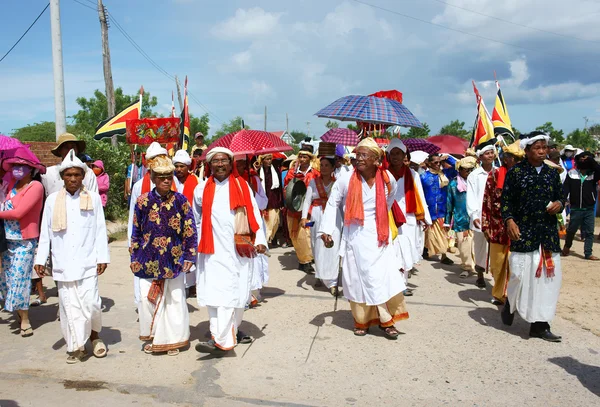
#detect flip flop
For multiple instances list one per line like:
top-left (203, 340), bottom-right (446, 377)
top-left (353, 327), bottom-right (368, 336)
top-left (20, 326), bottom-right (34, 337)
top-left (92, 339), bottom-right (107, 358)
top-left (30, 298), bottom-right (47, 307)
top-left (167, 349), bottom-right (179, 356)
top-left (460, 270), bottom-right (469, 278)
top-left (66, 349), bottom-right (87, 364)
top-left (143, 344), bottom-right (153, 354)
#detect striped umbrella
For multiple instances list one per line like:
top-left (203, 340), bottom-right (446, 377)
top-left (401, 138), bottom-right (441, 155)
top-left (315, 95), bottom-right (423, 128)
top-left (320, 128), bottom-right (359, 146)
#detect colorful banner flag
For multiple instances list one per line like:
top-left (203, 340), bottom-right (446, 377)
top-left (179, 76), bottom-right (190, 151)
top-left (491, 80), bottom-right (515, 139)
top-left (470, 81), bottom-right (495, 147)
top-left (126, 118), bottom-right (181, 145)
top-left (94, 90), bottom-right (142, 140)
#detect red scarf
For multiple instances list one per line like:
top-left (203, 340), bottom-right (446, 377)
top-left (198, 175), bottom-right (260, 254)
top-left (181, 174), bottom-right (199, 205)
top-left (240, 169), bottom-right (260, 195)
top-left (496, 166), bottom-right (508, 190)
top-left (536, 247), bottom-right (555, 278)
top-left (141, 173), bottom-right (152, 194)
top-left (344, 169), bottom-right (392, 247)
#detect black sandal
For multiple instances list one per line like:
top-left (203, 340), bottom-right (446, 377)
top-left (379, 325), bottom-right (399, 339)
top-left (353, 327), bottom-right (368, 336)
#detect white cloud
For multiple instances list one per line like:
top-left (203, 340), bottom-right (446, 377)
top-left (230, 50), bottom-right (252, 70)
top-left (250, 80), bottom-right (275, 100)
top-left (211, 8), bottom-right (284, 41)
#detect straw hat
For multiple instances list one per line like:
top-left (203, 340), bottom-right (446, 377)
top-left (51, 133), bottom-right (86, 157)
top-left (318, 142), bottom-right (336, 158)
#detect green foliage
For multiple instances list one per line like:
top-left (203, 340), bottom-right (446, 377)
top-left (79, 134), bottom-right (131, 221)
top-left (12, 121), bottom-right (78, 142)
top-left (535, 122), bottom-right (564, 144)
top-left (213, 116), bottom-right (249, 139)
top-left (189, 113), bottom-right (211, 146)
top-left (290, 130), bottom-right (309, 144)
top-left (71, 88), bottom-right (158, 136)
top-left (565, 128), bottom-right (599, 151)
top-left (346, 123), bottom-right (359, 132)
top-left (439, 120), bottom-right (470, 139)
top-left (405, 122), bottom-right (431, 139)
top-left (511, 126), bottom-right (521, 138)
top-left (325, 120), bottom-right (339, 129)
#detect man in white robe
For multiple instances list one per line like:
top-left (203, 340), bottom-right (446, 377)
top-left (41, 133), bottom-right (98, 196)
top-left (35, 150), bottom-right (109, 363)
top-left (321, 138), bottom-right (408, 339)
top-left (193, 147), bottom-right (268, 354)
top-left (127, 142), bottom-right (168, 305)
top-left (466, 141), bottom-right (496, 288)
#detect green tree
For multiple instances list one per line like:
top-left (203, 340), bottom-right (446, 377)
top-left (565, 128), bottom-right (599, 151)
top-left (347, 123), bottom-right (359, 132)
top-left (71, 88), bottom-right (158, 136)
top-left (535, 122), bottom-right (564, 144)
top-left (290, 130), bottom-right (309, 144)
top-left (405, 122), bottom-right (431, 139)
top-left (439, 120), bottom-right (470, 139)
top-left (325, 120), bottom-right (339, 129)
top-left (189, 113), bottom-right (210, 144)
top-left (213, 116), bottom-right (249, 139)
top-left (12, 121), bottom-right (78, 142)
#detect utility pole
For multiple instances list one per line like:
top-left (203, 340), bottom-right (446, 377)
top-left (286, 112), bottom-right (289, 133)
top-left (264, 106), bottom-right (267, 131)
top-left (97, 0), bottom-right (117, 146)
top-left (49, 0), bottom-right (66, 140)
top-left (175, 76), bottom-right (184, 111)
top-left (306, 121), bottom-right (311, 138)
top-left (584, 116), bottom-right (589, 132)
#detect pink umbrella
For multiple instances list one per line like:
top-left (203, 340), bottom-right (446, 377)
top-left (427, 135), bottom-right (469, 156)
top-left (202, 129), bottom-right (293, 159)
top-left (0, 134), bottom-right (24, 151)
top-left (2, 146), bottom-right (46, 174)
top-left (320, 128), bottom-right (359, 146)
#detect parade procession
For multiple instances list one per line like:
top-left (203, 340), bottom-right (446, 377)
top-left (2, 1), bottom-right (600, 405)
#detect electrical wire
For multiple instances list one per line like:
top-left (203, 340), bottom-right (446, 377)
top-left (0, 3), bottom-right (50, 64)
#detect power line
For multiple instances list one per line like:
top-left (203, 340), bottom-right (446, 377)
top-left (350, 0), bottom-right (586, 58)
top-left (430, 0), bottom-right (600, 45)
top-left (72, 0), bottom-right (96, 11)
top-left (0, 3), bottom-right (50, 64)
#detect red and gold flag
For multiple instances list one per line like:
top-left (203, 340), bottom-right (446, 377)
top-left (470, 81), bottom-right (495, 147)
top-left (94, 87), bottom-right (142, 140)
top-left (491, 80), bottom-right (515, 139)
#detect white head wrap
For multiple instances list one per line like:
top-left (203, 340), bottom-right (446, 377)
top-left (476, 144), bottom-right (495, 157)
top-left (206, 147), bottom-right (234, 163)
top-left (410, 150), bottom-right (429, 165)
top-left (146, 142), bottom-right (168, 159)
top-left (173, 150), bottom-right (192, 166)
top-left (356, 137), bottom-right (383, 159)
top-left (520, 132), bottom-right (550, 149)
top-left (59, 149), bottom-right (87, 173)
top-left (388, 138), bottom-right (407, 154)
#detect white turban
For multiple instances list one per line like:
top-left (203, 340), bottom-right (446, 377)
top-left (410, 150), bottom-right (429, 165)
top-left (173, 150), bottom-right (192, 166)
top-left (388, 138), bottom-right (407, 154)
top-left (520, 132), bottom-right (549, 149)
top-left (206, 147), bottom-right (234, 163)
top-left (356, 137), bottom-right (383, 159)
top-left (146, 142), bottom-right (168, 159)
top-left (59, 149), bottom-right (87, 173)
top-left (476, 144), bottom-right (495, 157)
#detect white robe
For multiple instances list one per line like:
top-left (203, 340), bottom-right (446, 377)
top-left (319, 170), bottom-right (406, 305)
top-left (174, 174), bottom-right (198, 288)
top-left (249, 175), bottom-right (269, 292)
top-left (41, 165), bottom-right (98, 197)
top-left (34, 189), bottom-right (109, 353)
top-left (466, 166), bottom-right (490, 269)
top-left (393, 169), bottom-right (432, 274)
top-left (508, 250), bottom-right (562, 323)
top-left (301, 178), bottom-right (342, 285)
top-left (193, 176), bottom-right (267, 309)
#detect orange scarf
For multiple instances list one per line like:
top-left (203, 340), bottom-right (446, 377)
top-left (344, 169), bottom-right (392, 247)
top-left (181, 175), bottom-right (199, 205)
top-left (198, 175), bottom-right (260, 254)
top-left (390, 166), bottom-right (426, 221)
top-left (141, 173), bottom-right (152, 194)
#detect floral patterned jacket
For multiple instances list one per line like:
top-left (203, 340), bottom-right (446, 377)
top-left (481, 168), bottom-right (509, 246)
top-left (130, 190), bottom-right (197, 279)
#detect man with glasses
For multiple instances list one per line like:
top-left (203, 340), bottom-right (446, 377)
top-left (467, 140), bottom-right (497, 288)
top-left (421, 153), bottom-right (457, 265)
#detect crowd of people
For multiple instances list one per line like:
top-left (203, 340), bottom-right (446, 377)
top-left (0, 129), bottom-right (599, 363)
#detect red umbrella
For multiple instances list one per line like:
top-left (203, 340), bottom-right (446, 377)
top-left (427, 135), bottom-right (469, 156)
top-left (202, 129), bottom-right (293, 159)
top-left (369, 90), bottom-right (403, 104)
top-left (321, 128), bottom-right (359, 146)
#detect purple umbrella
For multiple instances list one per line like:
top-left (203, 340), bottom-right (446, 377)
top-left (401, 138), bottom-right (440, 155)
top-left (315, 95), bottom-right (423, 128)
top-left (320, 128), bottom-right (359, 146)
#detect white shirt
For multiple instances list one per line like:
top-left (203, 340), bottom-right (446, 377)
top-left (392, 168), bottom-right (432, 226)
top-left (334, 165), bottom-right (351, 179)
top-left (466, 166), bottom-right (491, 231)
top-left (127, 177), bottom-right (156, 246)
top-left (193, 176), bottom-right (267, 308)
top-left (41, 165), bottom-right (98, 197)
top-left (35, 189), bottom-right (110, 282)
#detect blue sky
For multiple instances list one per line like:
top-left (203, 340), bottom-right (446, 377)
top-left (2, 0), bottom-right (600, 138)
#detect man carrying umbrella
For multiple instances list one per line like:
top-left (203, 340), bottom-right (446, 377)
top-left (257, 154), bottom-right (283, 247)
top-left (283, 146), bottom-right (317, 272)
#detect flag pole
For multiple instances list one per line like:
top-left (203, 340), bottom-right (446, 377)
top-left (139, 86), bottom-right (144, 119)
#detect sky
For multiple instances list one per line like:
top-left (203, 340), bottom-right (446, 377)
top-left (2, 0), bottom-right (600, 138)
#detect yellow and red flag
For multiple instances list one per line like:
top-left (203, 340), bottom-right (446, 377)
top-left (491, 79), bottom-right (515, 139)
top-left (94, 87), bottom-right (142, 140)
top-left (179, 76), bottom-right (190, 151)
top-left (470, 81), bottom-right (495, 147)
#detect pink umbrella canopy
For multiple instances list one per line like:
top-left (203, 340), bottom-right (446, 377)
top-left (0, 134), bottom-right (24, 152)
top-left (202, 129), bottom-right (293, 159)
top-left (320, 128), bottom-right (359, 146)
top-left (1, 145), bottom-right (46, 174)
top-left (427, 135), bottom-right (470, 156)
